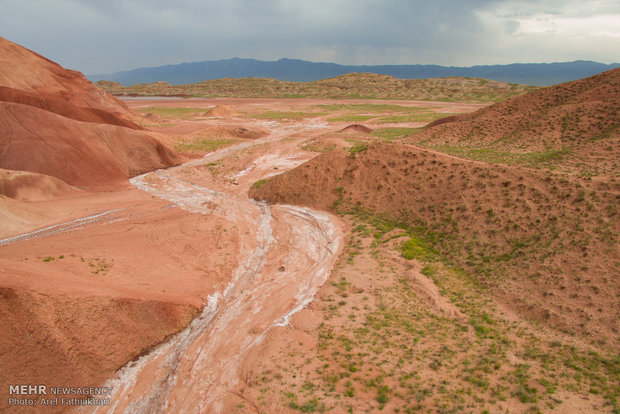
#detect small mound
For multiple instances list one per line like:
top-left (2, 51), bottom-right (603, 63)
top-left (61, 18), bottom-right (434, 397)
top-left (144, 112), bottom-right (165, 122)
top-left (425, 115), bottom-right (459, 128)
top-left (228, 126), bottom-right (266, 139)
top-left (339, 124), bottom-right (372, 133)
top-left (204, 105), bottom-right (238, 117)
top-left (189, 125), bottom-right (267, 140)
top-left (0, 168), bottom-right (81, 201)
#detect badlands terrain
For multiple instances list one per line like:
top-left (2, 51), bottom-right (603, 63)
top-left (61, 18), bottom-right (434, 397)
top-left (1, 36), bottom-right (618, 414)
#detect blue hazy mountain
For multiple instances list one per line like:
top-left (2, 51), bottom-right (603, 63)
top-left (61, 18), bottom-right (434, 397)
top-left (88, 58), bottom-right (620, 87)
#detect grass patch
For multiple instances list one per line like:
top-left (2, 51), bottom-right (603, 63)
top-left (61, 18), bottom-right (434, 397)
top-left (245, 111), bottom-right (326, 120)
top-left (371, 127), bottom-right (422, 142)
top-left (377, 112), bottom-right (457, 123)
top-left (174, 138), bottom-right (239, 153)
top-left (346, 140), bottom-right (368, 156)
top-left (427, 144), bottom-right (570, 167)
top-left (328, 115), bottom-right (375, 122)
top-left (137, 107), bottom-right (206, 120)
top-left (319, 103), bottom-right (429, 113)
top-left (251, 178), bottom-right (270, 189)
top-left (302, 140), bottom-right (336, 153)
top-left (401, 234), bottom-right (438, 261)
top-left (319, 104), bottom-right (457, 125)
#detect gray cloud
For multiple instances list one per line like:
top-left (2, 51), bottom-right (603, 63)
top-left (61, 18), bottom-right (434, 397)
top-left (0, 0), bottom-right (618, 74)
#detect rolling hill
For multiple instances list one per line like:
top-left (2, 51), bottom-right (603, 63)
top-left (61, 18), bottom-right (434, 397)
top-left (96, 73), bottom-right (537, 102)
top-left (0, 36), bottom-right (182, 187)
top-left (410, 68), bottom-right (620, 175)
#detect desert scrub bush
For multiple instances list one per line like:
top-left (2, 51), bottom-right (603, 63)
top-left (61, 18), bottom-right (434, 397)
top-left (401, 235), bottom-right (438, 261)
top-left (424, 144), bottom-right (570, 168)
top-left (347, 140), bottom-right (368, 157)
top-left (377, 385), bottom-right (390, 406)
top-left (371, 127), bottom-right (422, 142)
top-left (251, 178), bottom-right (270, 189)
top-left (301, 140), bottom-right (336, 153)
top-left (137, 106), bottom-right (206, 120)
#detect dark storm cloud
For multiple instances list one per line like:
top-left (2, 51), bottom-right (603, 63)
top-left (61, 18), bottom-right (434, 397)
top-left (0, 0), bottom-right (618, 74)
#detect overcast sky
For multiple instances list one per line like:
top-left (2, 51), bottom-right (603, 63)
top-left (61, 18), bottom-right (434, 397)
top-left (1, 0), bottom-right (619, 74)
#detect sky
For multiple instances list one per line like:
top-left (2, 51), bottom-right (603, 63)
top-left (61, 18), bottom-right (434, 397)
top-left (1, 0), bottom-right (619, 75)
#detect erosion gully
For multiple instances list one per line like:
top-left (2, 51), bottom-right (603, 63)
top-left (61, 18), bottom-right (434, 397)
top-left (88, 121), bottom-right (343, 413)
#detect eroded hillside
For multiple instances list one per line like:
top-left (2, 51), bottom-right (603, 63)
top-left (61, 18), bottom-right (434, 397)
top-left (409, 68), bottom-right (620, 176)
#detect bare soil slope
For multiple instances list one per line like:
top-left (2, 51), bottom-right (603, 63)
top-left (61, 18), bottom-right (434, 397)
top-left (0, 168), bottom-right (81, 201)
top-left (0, 37), bottom-right (136, 126)
top-left (0, 37), bottom-right (182, 186)
top-left (0, 102), bottom-right (181, 186)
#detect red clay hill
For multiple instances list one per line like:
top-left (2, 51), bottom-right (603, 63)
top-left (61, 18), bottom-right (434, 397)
top-left (410, 68), bottom-right (619, 174)
top-left (0, 36), bottom-right (182, 187)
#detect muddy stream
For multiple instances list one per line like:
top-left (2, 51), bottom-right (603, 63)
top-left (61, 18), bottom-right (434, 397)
top-left (87, 122), bottom-right (343, 413)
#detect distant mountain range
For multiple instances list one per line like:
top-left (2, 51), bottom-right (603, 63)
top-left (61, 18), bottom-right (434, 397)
top-left (88, 58), bottom-right (620, 87)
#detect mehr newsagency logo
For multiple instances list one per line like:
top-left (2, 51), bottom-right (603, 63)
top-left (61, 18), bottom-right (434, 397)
top-left (8, 384), bottom-right (111, 407)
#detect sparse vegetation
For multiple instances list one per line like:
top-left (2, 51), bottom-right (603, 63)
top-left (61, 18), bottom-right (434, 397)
top-left (136, 106), bottom-right (207, 120)
top-left (174, 137), bottom-right (239, 153)
top-left (423, 144), bottom-right (570, 168)
top-left (251, 178), bottom-right (270, 189)
top-left (97, 74), bottom-right (537, 102)
top-left (42, 63), bottom-right (619, 414)
top-left (347, 140), bottom-right (368, 157)
top-left (245, 111), bottom-right (326, 120)
top-left (371, 127), bottom-right (422, 142)
top-left (246, 209), bottom-right (620, 412)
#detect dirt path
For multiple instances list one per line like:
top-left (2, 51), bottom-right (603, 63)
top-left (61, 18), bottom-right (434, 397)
top-left (86, 121), bottom-right (343, 413)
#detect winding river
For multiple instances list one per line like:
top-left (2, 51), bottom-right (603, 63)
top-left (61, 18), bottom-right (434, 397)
top-left (88, 124), bottom-right (342, 413)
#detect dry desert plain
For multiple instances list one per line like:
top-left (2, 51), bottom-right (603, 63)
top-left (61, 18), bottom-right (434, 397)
top-left (1, 36), bottom-right (619, 414)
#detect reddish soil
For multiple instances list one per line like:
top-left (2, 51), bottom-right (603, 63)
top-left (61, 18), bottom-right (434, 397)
top-left (1, 168), bottom-right (82, 202)
top-left (0, 188), bottom-right (240, 412)
top-left (0, 92), bottom-right (347, 413)
top-left (0, 37), bottom-right (134, 125)
top-left (0, 37), bottom-right (181, 188)
top-left (0, 102), bottom-right (182, 186)
top-left (2, 38), bottom-right (617, 413)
